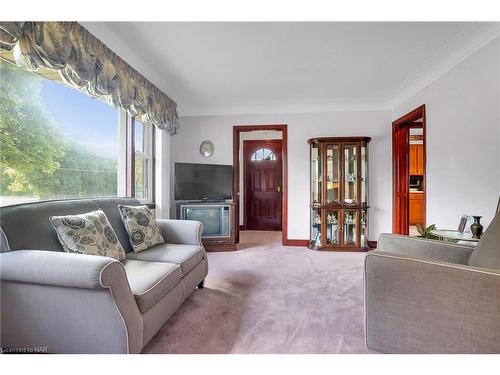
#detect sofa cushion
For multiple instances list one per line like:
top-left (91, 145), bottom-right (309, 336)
top-left (0, 228), bottom-right (10, 252)
top-left (0, 199), bottom-right (99, 252)
top-left (469, 212), bottom-right (500, 269)
top-left (126, 243), bottom-right (205, 276)
top-left (93, 197), bottom-right (142, 253)
top-left (118, 205), bottom-right (165, 252)
top-left (122, 259), bottom-right (181, 313)
top-left (49, 210), bottom-right (126, 260)
top-left (0, 197), bottom-right (142, 253)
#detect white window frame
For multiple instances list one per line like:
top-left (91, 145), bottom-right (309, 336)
top-left (117, 109), bottom-right (128, 197)
top-left (114, 110), bottom-right (156, 204)
top-left (133, 118), bottom-right (154, 204)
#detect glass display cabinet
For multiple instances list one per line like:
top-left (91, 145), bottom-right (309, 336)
top-left (308, 137), bottom-right (371, 251)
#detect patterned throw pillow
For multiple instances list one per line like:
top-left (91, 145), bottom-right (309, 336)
top-left (49, 210), bottom-right (125, 260)
top-left (118, 205), bottom-right (165, 252)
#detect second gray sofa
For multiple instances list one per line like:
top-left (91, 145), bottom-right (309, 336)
top-left (0, 197), bottom-right (208, 354)
top-left (364, 209), bottom-right (500, 353)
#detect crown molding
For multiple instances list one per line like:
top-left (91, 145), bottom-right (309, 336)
top-left (388, 22), bottom-right (500, 110)
top-left (178, 98), bottom-right (390, 117)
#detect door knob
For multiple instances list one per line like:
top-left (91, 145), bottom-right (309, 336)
top-left (277, 186), bottom-right (281, 192)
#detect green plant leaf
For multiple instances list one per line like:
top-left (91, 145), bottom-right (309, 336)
top-left (416, 223), bottom-right (437, 239)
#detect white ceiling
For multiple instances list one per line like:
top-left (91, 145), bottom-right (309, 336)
top-left (82, 22), bottom-right (500, 115)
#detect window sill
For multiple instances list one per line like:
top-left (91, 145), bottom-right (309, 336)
top-left (138, 199), bottom-right (155, 210)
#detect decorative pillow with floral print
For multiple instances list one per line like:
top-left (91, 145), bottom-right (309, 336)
top-left (49, 210), bottom-right (125, 260)
top-left (118, 204), bottom-right (165, 252)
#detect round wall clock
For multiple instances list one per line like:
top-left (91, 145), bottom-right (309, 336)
top-left (200, 140), bottom-right (214, 157)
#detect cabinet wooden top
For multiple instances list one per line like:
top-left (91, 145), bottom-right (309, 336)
top-left (307, 136), bottom-right (372, 144)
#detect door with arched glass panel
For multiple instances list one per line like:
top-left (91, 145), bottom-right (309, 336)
top-left (243, 140), bottom-right (283, 230)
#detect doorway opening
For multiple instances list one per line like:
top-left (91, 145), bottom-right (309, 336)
top-left (233, 125), bottom-right (288, 245)
top-left (392, 105), bottom-right (426, 235)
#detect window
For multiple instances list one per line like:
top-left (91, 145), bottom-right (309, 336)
top-left (0, 59), bottom-right (119, 206)
top-left (0, 59), bottom-right (155, 207)
top-left (132, 118), bottom-right (154, 202)
top-left (251, 148), bottom-right (276, 161)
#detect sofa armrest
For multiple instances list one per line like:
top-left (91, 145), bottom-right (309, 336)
top-left (0, 250), bottom-right (120, 289)
top-left (157, 219), bottom-right (203, 246)
top-left (377, 233), bottom-right (474, 265)
top-left (0, 250), bottom-right (143, 353)
top-left (364, 251), bottom-right (500, 353)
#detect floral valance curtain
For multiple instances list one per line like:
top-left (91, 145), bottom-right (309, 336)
top-left (0, 22), bottom-right (178, 134)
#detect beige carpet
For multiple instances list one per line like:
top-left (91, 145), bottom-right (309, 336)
top-left (142, 232), bottom-right (371, 354)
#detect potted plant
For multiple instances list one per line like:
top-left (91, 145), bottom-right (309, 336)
top-left (416, 223), bottom-right (458, 243)
top-left (416, 223), bottom-right (438, 239)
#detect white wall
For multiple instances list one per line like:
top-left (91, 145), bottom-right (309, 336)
top-left (239, 130), bottom-right (283, 223)
top-left (155, 127), bottom-right (171, 219)
top-left (393, 36), bottom-right (500, 228)
top-left (171, 111), bottom-right (392, 240)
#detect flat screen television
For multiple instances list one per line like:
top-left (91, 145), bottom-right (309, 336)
top-left (175, 162), bottom-right (233, 201)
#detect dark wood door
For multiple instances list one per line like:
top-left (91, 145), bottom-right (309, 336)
top-left (392, 105), bottom-right (426, 234)
top-left (393, 123), bottom-right (410, 235)
top-left (244, 140), bottom-right (282, 230)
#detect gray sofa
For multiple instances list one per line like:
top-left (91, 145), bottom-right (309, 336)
top-left (0, 197), bottom-right (208, 354)
top-left (364, 209), bottom-right (500, 353)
